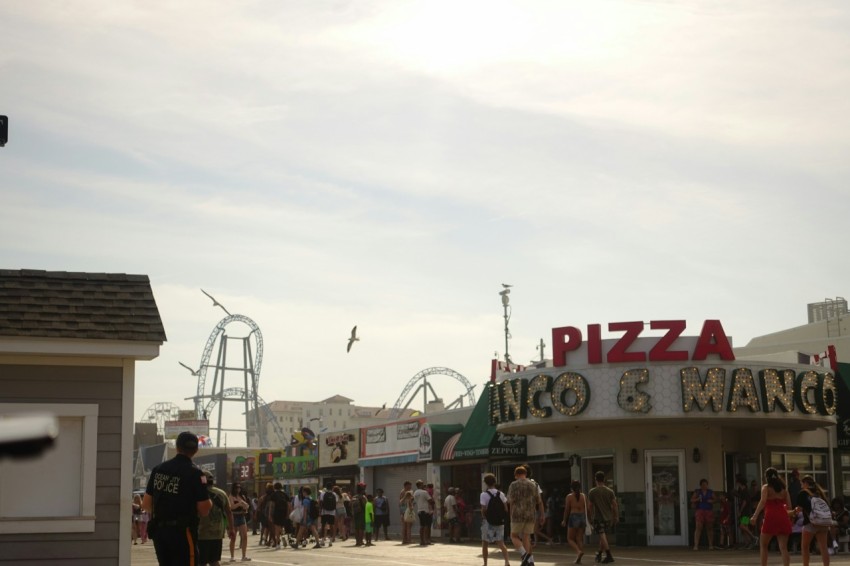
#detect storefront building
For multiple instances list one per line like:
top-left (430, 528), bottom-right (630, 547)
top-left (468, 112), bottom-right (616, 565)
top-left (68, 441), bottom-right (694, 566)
top-left (316, 428), bottom-right (360, 489)
top-left (492, 319), bottom-right (839, 547)
top-left (359, 417), bottom-right (431, 535)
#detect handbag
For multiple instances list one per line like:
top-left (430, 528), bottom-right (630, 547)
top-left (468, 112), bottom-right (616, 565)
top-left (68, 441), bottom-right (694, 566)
top-left (404, 507), bottom-right (416, 523)
top-left (289, 506), bottom-right (303, 524)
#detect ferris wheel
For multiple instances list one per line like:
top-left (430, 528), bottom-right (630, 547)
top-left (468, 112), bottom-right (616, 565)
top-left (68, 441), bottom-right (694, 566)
top-left (139, 402), bottom-right (181, 437)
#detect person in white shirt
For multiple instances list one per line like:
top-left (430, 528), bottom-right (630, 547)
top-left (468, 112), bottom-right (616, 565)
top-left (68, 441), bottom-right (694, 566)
top-left (444, 487), bottom-right (460, 543)
top-left (481, 473), bottom-right (510, 566)
top-left (413, 480), bottom-right (434, 546)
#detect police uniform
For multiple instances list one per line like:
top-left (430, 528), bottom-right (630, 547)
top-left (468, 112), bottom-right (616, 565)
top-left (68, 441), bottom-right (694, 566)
top-left (146, 432), bottom-right (210, 566)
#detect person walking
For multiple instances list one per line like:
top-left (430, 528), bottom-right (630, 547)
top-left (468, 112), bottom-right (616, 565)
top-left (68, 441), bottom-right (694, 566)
top-left (445, 487), bottom-right (460, 543)
top-left (480, 472), bottom-right (510, 566)
top-left (798, 475), bottom-right (831, 566)
top-left (293, 487), bottom-right (322, 550)
top-left (690, 478), bottom-right (716, 550)
top-left (587, 471), bottom-right (618, 564)
top-left (561, 480), bottom-right (587, 564)
top-left (507, 465), bottom-right (544, 566)
top-left (751, 467), bottom-right (792, 566)
top-left (143, 431), bottom-right (213, 566)
top-left (197, 472), bottom-right (235, 566)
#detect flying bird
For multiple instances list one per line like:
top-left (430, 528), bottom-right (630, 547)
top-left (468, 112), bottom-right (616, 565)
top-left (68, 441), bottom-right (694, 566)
top-left (347, 325), bottom-right (360, 353)
top-left (178, 361), bottom-right (199, 376)
top-left (201, 288), bottom-right (231, 316)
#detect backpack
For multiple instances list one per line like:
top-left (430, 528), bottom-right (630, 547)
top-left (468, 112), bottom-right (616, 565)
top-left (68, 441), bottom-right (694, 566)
top-left (308, 497), bottom-right (320, 521)
top-left (484, 490), bottom-right (507, 526)
top-left (208, 490), bottom-right (226, 527)
top-left (322, 490), bottom-right (337, 511)
top-left (809, 495), bottom-right (835, 526)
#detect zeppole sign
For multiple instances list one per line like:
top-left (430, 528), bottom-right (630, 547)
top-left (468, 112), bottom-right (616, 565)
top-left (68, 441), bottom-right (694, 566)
top-left (491, 320), bottom-right (837, 428)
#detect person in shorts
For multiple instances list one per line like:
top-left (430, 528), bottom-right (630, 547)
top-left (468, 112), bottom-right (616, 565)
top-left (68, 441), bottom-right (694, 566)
top-left (588, 471), bottom-right (618, 564)
top-left (690, 478), bottom-right (716, 550)
top-left (413, 480), bottom-right (434, 546)
top-left (507, 466), bottom-right (544, 566)
top-left (373, 488), bottom-right (390, 541)
top-left (319, 486), bottom-right (338, 547)
top-left (481, 473), bottom-right (510, 566)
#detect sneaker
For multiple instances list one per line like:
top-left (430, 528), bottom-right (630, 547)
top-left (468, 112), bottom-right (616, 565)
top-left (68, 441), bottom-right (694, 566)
top-left (601, 555), bottom-right (615, 563)
top-left (313, 543), bottom-right (321, 549)
top-left (520, 552), bottom-right (530, 566)
top-left (595, 551), bottom-right (602, 563)
top-left (241, 559), bottom-right (252, 562)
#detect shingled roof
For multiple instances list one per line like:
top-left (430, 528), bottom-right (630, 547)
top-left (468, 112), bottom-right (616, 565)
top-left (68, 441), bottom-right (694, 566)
top-left (0, 269), bottom-right (167, 342)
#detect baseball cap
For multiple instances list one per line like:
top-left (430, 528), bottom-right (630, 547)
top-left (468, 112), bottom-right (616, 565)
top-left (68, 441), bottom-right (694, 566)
top-left (176, 431), bottom-right (199, 451)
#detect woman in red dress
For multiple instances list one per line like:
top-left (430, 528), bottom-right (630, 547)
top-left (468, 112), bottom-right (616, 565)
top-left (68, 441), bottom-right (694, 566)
top-left (751, 467), bottom-right (793, 566)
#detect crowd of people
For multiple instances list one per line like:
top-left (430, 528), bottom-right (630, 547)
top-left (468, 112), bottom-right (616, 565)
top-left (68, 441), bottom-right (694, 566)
top-left (139, 432), bottom-right (850, 566)
top-left (689, 468), bottom-right (850, 566)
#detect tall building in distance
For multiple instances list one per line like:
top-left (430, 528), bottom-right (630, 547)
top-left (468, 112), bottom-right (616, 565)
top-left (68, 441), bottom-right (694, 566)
top-left (247, 395), bottom-right (418, 447)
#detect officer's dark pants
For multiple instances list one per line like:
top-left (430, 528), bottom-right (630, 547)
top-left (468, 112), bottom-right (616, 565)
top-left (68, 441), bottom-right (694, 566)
top-left (153, 526), bottom-right (199, 566)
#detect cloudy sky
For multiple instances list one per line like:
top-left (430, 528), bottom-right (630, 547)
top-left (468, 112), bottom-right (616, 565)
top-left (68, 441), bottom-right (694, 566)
top-left (2, 1), bottom-right (848, 444)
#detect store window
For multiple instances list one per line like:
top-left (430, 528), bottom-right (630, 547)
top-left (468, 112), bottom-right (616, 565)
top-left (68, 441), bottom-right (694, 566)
top-left (770, 451), bottom-right (828, 488)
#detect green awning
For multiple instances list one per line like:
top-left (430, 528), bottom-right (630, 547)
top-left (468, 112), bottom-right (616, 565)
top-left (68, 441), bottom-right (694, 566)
top-left (452, 384), bottom-right (526, 460)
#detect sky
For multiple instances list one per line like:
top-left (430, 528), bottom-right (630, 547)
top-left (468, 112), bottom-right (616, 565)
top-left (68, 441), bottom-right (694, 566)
top-left (2, 1), bottom-right (849, 445)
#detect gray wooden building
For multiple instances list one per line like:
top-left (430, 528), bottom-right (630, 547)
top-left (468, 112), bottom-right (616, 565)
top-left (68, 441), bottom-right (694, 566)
top-left (0, 269), bottom-right (166, 565)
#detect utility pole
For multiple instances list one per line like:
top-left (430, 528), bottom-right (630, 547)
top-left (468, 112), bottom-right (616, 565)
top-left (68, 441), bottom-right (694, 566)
top-left (499, 285), bottom-right (513, 366)
top-left (536, 338), bottom-right (546, 362)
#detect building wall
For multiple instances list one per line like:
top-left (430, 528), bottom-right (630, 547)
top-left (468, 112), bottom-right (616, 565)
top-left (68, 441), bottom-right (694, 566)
top-left (739, 320), bottom-right (850, 360)
top-left (0, 361), bottom-right (125, 566)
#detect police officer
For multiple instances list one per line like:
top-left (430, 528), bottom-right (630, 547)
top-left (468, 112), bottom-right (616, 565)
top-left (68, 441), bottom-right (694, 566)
top-left (143, 431), bottom-right (213, 565)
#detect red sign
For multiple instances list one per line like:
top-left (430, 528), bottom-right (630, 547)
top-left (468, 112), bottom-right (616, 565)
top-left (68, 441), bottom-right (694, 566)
top-left (552, 319), bottom-right (735, 367)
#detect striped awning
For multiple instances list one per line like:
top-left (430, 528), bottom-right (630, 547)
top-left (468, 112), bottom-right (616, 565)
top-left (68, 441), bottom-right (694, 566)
top-left (440, 432), bottom-right (463, 461)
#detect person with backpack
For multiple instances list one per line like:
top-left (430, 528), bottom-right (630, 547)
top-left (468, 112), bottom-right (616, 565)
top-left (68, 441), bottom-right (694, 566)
top-left (293, 487), bottom-right (322, 550)
top-left (798, 475), bottom-right (832, 566)
top-left (197, 471), bottom-right (236, 566)
top-left (320, 486), bottom-right (339, 547)
top-left (481, 472), bottom-right (510, 566)
top-left (352, 482), bottom-right (368, 546)
top-left (751, 467), bottom-right (792, 566)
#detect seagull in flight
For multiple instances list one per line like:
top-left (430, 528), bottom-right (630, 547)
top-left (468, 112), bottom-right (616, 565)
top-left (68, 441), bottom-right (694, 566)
top-left (347, 325), bottom-right (360, 353)
top-left (178, 361), bottom-right (200, 376)
top-left (201, 288), bottom-right (231, 316)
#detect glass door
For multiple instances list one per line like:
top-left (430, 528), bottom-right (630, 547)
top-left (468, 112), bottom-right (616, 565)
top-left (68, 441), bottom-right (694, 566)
top-left (645, 449), bottom-right (687, 546)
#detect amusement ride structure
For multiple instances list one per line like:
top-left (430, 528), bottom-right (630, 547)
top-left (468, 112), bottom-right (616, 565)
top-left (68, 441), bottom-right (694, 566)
top-left (139, 401), bottom-right (181, 437)
top-left (179, 290), bottom-right (287, 448)
top-left (388, 366), bottom-right (476, 421)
